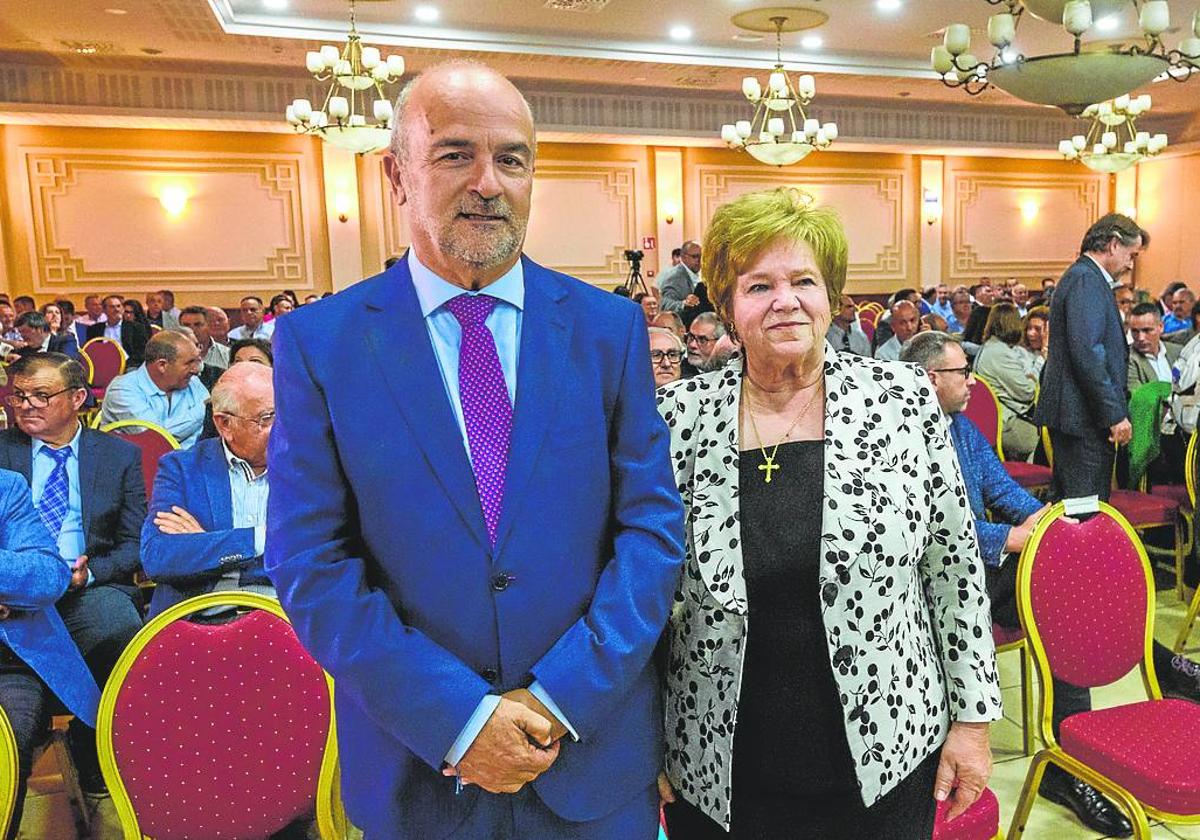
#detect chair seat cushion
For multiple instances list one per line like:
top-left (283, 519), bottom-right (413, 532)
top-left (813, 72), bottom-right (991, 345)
top-left (1060, 699), bottom-right (1200, 814)
top-left (933, 786), bottom-right (999, 840)
top-left (1149, 484), bottom-right (1190, 508)
top-left (1003, 461), bottom-right (1053, 488)
top-left (1108, 489), bottom-right (1179, 527)
top-left (992, 623), bottom-right (1025, 648)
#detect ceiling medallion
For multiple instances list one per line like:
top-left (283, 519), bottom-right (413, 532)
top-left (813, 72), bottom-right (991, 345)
top-left (932, 1), bottom-right (1200, 114)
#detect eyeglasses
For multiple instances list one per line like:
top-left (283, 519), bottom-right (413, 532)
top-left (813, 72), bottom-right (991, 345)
top-left (6, 388), bottom-right (75, 408)
top-left (684, 333), bottom-right (715, 346)
top-left (650, 350), bottom-right (683, 365)
top-left (218, 410), bottom-right (276, 430)
top-left (932, 365), bottom-right (972, 377)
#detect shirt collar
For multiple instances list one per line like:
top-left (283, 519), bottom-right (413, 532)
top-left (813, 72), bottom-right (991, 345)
top-left (32, 422), bottom-right (83, 460)
top-left (1085, 253), bottom-right (1120, 289)
top-left (221, 439), bottom-right (267, 481)
top-left (408, 249), bottom-right (525, 319)
top-left (133, 364), bottom-right (167, 397)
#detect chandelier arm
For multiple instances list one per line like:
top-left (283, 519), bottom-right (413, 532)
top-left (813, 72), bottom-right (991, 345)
top-left (1165, 51), bottom-right (1200, 78)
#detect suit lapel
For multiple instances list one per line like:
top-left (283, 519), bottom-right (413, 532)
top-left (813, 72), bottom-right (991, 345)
top-left (1, 431), bottom-right (34, 482)
top-left (201, 441), bottom-right (233, 528)
top-left (491, 259), bottom-right (571, 557)
top-left (364, 260), bottom-right (489, 550)
top-left (78, 430), bottom-right (100, 540)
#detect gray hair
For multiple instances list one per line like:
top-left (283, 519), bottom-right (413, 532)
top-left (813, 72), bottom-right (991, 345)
top-left (1080, 213), bottom-right (1148, 255)
top-left (899, 330), bottom-right (961, 370)
top-left (143, 330), bottom-right (194, 364)
top-left (648, 326), bottom-right (685, 353)
top-left (210, 361), bottom-right (273, 416)
top-left (691, 311), bottom-right (726, 339)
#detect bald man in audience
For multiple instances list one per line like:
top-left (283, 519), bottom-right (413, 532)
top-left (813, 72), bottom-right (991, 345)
top-left (827, 296), bottom-right (871, 356)
top-left (100, 331), bottom-right (208, 449)
top-left (140, 363), bottom-right (275, 618)
top-left (206, 306), bottom-right (231, 346)
top-left (874, 299), bottom-right (919, 361)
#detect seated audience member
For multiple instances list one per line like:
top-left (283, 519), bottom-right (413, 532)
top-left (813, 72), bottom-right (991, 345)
top-left (929, 284), bottom-right (953, 320)
top-left (230, 338), bottom-right (273, 367)
top-left (1041, 277), bottom-right (1056, 295)
top-left (0, 352), bottom-right (145, 798)
top-left (1012, 281), bottom-right (1030, 316)
top-left (206, 306), bottom-right (231, 346)
top-left (1127, 302), bottom-right (1185, 487)
top-left (922, 312), bottom-right (948, 333)
top-left (652, 311), bottom-right (686, 341)
top-left (1165, 299), bottom-right (1200, 348)
top-left (50, 300), bottom-right (79, 346)
top-left (180, 306), bottom-right (230, 378)
top-left (1114, 284), bottom-right (1136, 331)
top-left (869, 288), bottom-right (919, 352)
top-left (227, 296), bottom-right (275, 342)
top-left (302, 294), bottom-right (320, 305)
top-left (13, 296), bottom-right (35, 316)
top-left (100, 331), bottom-right (207, 449)
top-left (1161, 281), bottom-right (1188, 319)
top-left (685, 311), bottom-right (732, 374)
top-left (1165, 287), bottom-right (1195, 335)
top-left (75, 295), bottom-right (105, 329)
top-left (161, 289), bottom-right (180, 322)
top-left (1, 301), bottom-right (22, 342)
top-left (649, 326), bottom-right (684, 387)
top-left (144, 291), bottom-right (178, 331)
top-left (873, 299), bottom-right (919, 361)
top-left (0, 469), bottom-right (102, 839)
top-left (974, 302), bottom-right (1039, 461)
top-left (635, 291), bottom-right (660, 324)
top-left (8, 311), bottom-right (78, 361)
top-left (902, 332), bottom-right (1196, 837)
top-left (268, 293), bottom-right (295, 320)
top-left (827, 295), bottom-right (872, 356)
top-left (140, 363), bottom-right (276, 618)
top-left (1020, 305), bottom-right (1049, 378)
top-left (86, 294), bottom-right (149, 368)
top-left (946, 287), bottom-right (972, 334)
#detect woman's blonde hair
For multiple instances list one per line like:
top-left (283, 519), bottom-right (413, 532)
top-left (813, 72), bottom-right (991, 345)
top-left (701, 187), bottom-right (848, 330)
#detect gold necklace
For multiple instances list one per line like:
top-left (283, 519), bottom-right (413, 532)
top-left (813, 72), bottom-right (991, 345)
top-left (743, 375), bottom-right (825, 484)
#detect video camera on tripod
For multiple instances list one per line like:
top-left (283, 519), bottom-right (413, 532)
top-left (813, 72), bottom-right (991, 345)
top-left (622, 249), bottom-right (648, 296)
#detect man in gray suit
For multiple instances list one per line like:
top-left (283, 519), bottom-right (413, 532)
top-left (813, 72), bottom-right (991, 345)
top-left (656, 240), bottom-right (701, 313)
top-left (1128, 302), bottom-right (1181, 393)
top-left (1036, 213), bottom-right (1146, 501)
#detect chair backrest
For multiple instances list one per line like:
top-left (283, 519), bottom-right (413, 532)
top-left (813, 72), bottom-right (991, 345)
top-left (0, 705), bottom-right (17, 840)
top-left (0, 377), bottom-right (12, 430)
top-left (79, 337), bottom-right (126, 390)
top-left (99, 420), bottom-right (181, 496)
top-left (1187, 429), bottom-right (1199, 511)
top-left (97, 592), bottom-right (343, 840)
top-left (1017, 503), bottom-right (1159, 745)
top-left (964, 374), bottom-right (1005, 460)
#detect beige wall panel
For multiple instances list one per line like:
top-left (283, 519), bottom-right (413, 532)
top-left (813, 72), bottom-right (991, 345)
top-left (1134, 153), bottom-right (1200, 295)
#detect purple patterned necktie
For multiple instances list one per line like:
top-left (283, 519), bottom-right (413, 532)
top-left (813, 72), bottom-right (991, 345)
top-left (445, 294), bottom-right (513, 545)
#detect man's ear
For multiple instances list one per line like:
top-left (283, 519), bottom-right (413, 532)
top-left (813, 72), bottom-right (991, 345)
top-left (383, 152), bottom-right (407, 207)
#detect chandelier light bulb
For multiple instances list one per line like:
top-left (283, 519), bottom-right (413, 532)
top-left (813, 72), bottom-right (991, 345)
top-left (742, 77), bottom-right (762, 100)
top-left (1124, 141), bottom-right (1139, 154)
top-left (371, 64), bottom-right (390, 82)
top-left (804, 117), bottom-right (820, 137)
top-left (386, 55), bottom-right (405, 77)
top-left (1093, 143), bottom-right (1107, 155)
top-left (320, 45), bottom-right (340, 64)
top-left (1113, 93), bottom-right (1130, 111)
top-left (759, 131), bottom-right (774, 144)
top-left (956, 55), bottom-right (978, 81)
top-left (944, 23), bottom-right (971, 56)
top-left (1194, 9), bottom-right (1200, 38)
top-left (1102, 130), bottom-right (1118, 148)
top-left (720, 124), bottom-right (739, 144)
top-left (931, 45), bottom-right (954, 73)
top-left (1139, 1), bottom-right (1169, 37)
top-left (1152, 132), bottom-right (1168, 150)
top-left (285, 104), bottom-right (298, 124)
top-left (305, 51), bottom-right (324, 74)
top-left (791, 130), bottom-right (805, 144)
top-left (1059, 139), bottom-right (1076, 155)
top-left (798, 74), bottom-right (816, 99)
top-left (988, 13), bottom-right (1016, 47)
top-left (1181, 37), bottom-right (1200, 58)
top-left (815, 128), bottom-right (829, 146)
top-left (1063, 0), bottom-right (1093, 36)
top-left (360, 47), bottom-right (381, 69)
top-left (823, 122), bottom-right (838, 141)
top-left (311, 111), bottom-right (328, 128)
top-left (349, 114), bottom-right (366, 127)
top-left (1072, 134), bottom-right (1087, 150)
top-left (768, 72), bottom-right (787, 94)
top-left (334, 59), bottom-right (352, 77)
top-left (292, 98), bottom-right (313, 121)
top-left (767, 117), bottom-right (786, 135)
top-left (1135, 130), bottom-right (1150, 145)
top-left (328, 96), bottom-right (350, 120)
top-left (735, 120), bottom-right (752, 139)
top-left (373, 99), bottom-right (394, 124)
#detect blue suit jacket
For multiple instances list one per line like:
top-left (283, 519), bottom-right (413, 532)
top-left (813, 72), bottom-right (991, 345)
top-left (265, 256), bottom-right (685, 838)
top-left (140, 437), bottom-right (259, 618)
top-left (1035, 256), bottom-right (1129, 434)
top-left (0, 470), bottom-right (100, 726)
top-left (0, 426), bottom-right (145, 587)
top-left (948, 413), bottom-right (1042, 567)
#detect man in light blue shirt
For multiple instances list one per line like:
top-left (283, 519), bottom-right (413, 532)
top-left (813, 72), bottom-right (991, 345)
top-left (100, 331), bottom-right (208, 449)
top-left (227, 295), bottom-right (276, 342)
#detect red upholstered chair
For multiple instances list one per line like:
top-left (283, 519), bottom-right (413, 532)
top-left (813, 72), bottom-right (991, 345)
top-left (933, 787), bottom-right (1001, 840)
top-left (0, 706), bottom-right (17, 840)
top-left (993, 624), bottom-right (1035, 757)
top-left (1173, 431), bottom-right (1200, 651)
top-left (96, 591), bottom-right (348, 840)
top-left (0, 376), bottom-right (13, 430)
top-left (79, 337), bottom-right (126, 401)
top-left (965, 376), bottom-right (1052, 494)
top-left (1007, 503), bottom-right (1200, 839)
top-left (99, 419), bottom-right (180, 497)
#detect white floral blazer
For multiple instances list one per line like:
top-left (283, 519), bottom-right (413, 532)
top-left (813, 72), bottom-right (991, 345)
top-left (655, 349), bottom-right (1003, 829)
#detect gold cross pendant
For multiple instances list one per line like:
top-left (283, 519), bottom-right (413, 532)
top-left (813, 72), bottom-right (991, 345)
top-left (759, 455), bottom-right (779, 484)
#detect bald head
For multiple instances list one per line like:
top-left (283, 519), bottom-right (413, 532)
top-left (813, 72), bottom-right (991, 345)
top-left (211, 359), bottom-right (273, 416)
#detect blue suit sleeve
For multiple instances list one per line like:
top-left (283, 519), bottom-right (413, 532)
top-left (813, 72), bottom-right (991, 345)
top-left (1063, 272), bottom-right (1128, 428)
top-left (0, 476), bottom-right (69, 609)
top-left (265, 317), bottom-right (494, 771)
top-left (960, 418), bottom-right (1040, 567)
top-left (86, 445), bottom-right (146, 585)
top-left (140, 452), bottom-right (257, 583)
top-left (529, 307), bottom-right (686, 739)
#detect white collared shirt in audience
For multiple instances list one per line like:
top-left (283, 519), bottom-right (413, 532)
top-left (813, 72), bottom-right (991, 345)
top-left (227, 320), bottom-right (275, 342)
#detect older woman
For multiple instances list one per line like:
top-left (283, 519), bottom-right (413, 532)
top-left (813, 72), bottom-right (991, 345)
top-left (974, 302), bottom-right (1039, 461)
top-left (656, 188), bottom-right (1001, 839)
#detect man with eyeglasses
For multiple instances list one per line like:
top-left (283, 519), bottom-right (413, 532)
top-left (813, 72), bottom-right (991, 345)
top-left (140, 362), bottom-right (277, 619)
top-left (0, 352), bottom-right (146, 801)
top-left (683, 312), bottom-right (729, 375)
top-left (649, 328), bottom-right (685, 388)
top-left (99, 331), bottom-right (208, 449)
top-left (657, 240), bottom-right (702, 314)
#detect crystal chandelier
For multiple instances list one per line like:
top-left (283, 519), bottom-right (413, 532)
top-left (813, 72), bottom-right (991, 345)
top-left (1058, 94), bottom-right (1167, 171)
top-left (720, 15), bottom-right (838, 167)
top-left (932, 1), bottom-right (1200, 115)
top-left (285, 0), bottom-right (405, 155)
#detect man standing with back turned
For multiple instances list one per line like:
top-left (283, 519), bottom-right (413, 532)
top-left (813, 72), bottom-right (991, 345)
top-left (265, 61), bottom-right (685, 840)
top-left (1037, 213), bottom-right (1145, 501)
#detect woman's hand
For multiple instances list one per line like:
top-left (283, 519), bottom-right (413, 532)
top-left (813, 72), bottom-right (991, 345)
top-left (934, 721), bottom-right (992, 821)
top-left (657, 771), bottom-right (676, 806)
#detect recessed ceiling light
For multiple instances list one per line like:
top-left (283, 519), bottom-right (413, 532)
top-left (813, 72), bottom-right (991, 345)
top-left (876, 0), bottom-right (902, 11)
top-left (414, 6), bottom-right (439, 23)
top-left (669, 25), bottom-right (692, 41)
top-left (801, 34), bottom-right (823, 49)
top-left (1095, 16), bottom-right (1119, 32)
top-left (104, 7), bottom-right (127, 14)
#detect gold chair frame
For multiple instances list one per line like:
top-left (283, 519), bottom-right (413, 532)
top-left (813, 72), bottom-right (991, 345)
top-left (969, 374), bottom-right (1007, 461)
top-left (97, 419), bottom-right (182, 450)
top-left (1172, 430), bottom-right (1200, 650)
top-left (0, 706), bottom-right (17, 840)
top-left (79, 337), bottom-right (127, 385)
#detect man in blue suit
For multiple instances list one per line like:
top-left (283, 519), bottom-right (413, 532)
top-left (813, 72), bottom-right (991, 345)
top-left (1036, 213), bottom-right (1145, 501)
top-left (266, 61), bottom-right (684, 839)
top-left (0, 469), bottom-right (101, 839)
top-left (0, 352), bottom-right (144, 796)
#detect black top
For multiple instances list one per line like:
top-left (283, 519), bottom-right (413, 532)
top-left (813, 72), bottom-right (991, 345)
top-left (732, 439), bottom-right (858, 799)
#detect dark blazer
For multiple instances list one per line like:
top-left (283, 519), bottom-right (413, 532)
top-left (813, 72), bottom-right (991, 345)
top-left (85, 320), bottom-right (149, 368)
top-left (14, 332), bottom-right (78, 360)
top-left (1036, 256), bottom-right (1129, 434)
top-left (140, 437), bottom-right (260, 618)
top-left (0, 426), bottom-right (146, 586)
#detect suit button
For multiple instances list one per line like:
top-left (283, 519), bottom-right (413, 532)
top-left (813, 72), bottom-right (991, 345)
top-left (491, 572), bottom-right (513, 592)
top-left (480, 668), bottom-right (498, 683)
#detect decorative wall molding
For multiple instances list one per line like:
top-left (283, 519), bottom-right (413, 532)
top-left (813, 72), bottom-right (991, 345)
top-left (691, 163), bottom-right (914, 286)
top-left (16, 147), bottom-right (321, 292)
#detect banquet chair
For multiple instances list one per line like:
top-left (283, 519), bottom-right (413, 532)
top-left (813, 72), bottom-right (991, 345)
top-left (993, 624), bottom-right (1035, 757)
top-left (965, 376), bottom-right (1053, 494)
top-left (933, 788), bottom-right (1002, 840)
top-left (79, 337), bottom-right (126, 402)
top-left (98, 419), bottom-right (180, 498)
top-left (1172, 432), bottom-right (1200, 651)
top-left (96, 591), bottom-right (348, 840)
top-left (1006, 503), bottom-right (1200, 840)
top-left (0, 706), bottom-right (17, 840)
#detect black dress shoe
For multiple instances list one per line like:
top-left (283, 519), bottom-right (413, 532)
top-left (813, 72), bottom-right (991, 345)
top-left (1040, 771), bottom-right (1133, 838)
top-left (1160, 654), bottom-right (1200, 702)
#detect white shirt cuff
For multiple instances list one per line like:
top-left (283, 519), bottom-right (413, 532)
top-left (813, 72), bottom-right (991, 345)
top-left (529, 680), bottom-right (579, 742)
top-left (443, 694), bottom-right (501, 767)
top-left (253, 525), bottom-right (266, 557)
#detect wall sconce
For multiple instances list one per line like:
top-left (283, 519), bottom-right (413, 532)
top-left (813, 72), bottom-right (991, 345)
top-left (159, 185), bottom-right (190, 219)
top-left (661, 200), bottom-right (678, 225)
top-left (333, 192), bottom-right (353, 224)
top-left (922, 188), bottom-right (941, 226)
top-left (1020, 199), bottom-right (1039, 225)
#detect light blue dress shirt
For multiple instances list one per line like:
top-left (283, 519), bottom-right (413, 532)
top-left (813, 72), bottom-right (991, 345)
top-left (98, 365), bottom-right (209, 449)
top-left (406, 250), bottom-right (578, 767)
top-left (227, 320), bottom-right (276, 342)
top-left (30, 423), bottom-right (86, 566)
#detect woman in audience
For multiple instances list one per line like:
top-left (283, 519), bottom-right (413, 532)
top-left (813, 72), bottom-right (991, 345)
top-left (636, 291), bottom-right (660, 324)
top-left (39, 302), bottom-right (79, 356)
top-left (1020, 305), bottom-right (1049, 377)
top-left (975, 302), bottom-right (1040, 461)
top-left (230, 338), bottom-right (273, 367)
top-left (656, 187), bottom-right (1000, 839)
top-left (122, 299), bottom-right (152, 332)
